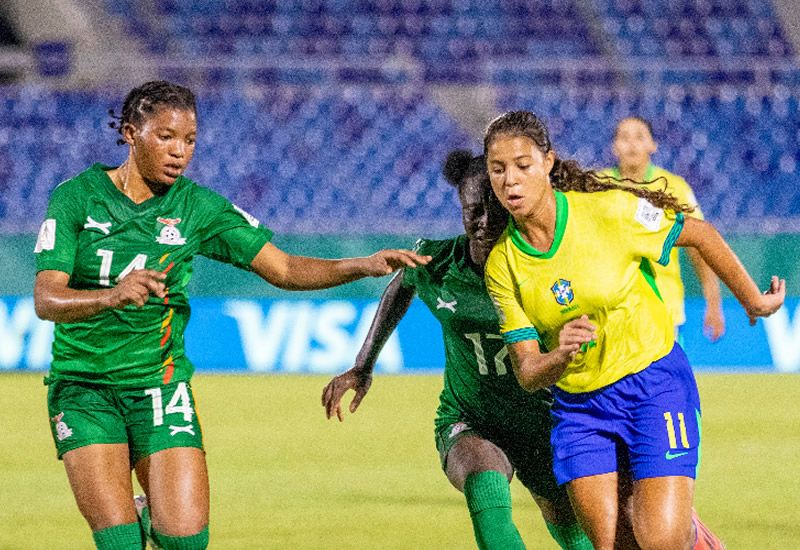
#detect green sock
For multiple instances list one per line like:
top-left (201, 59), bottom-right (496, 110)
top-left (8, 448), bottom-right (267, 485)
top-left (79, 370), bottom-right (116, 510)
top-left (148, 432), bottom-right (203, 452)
top-left (464, 470), bottom-right (525, 550)
top-left (152, 526), bottom-right (209, 550)
top-left (92, 522), bottom-right (145, 550)
top-left (138, 504), bottom-right (153, 540)
top-left (545, 521), bottom-right (594, 550)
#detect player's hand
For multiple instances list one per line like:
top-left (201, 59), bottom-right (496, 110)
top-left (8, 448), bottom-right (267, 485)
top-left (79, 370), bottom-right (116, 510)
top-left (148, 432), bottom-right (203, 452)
top-left (703, 305), bottom-right (725, 342)
top-left (359, 249), bottom-right (431, 277)
top-left (107, 269), bottom-right (166, 308)
top-left (747, 275), bottom-right (785, 326)
top-left (321, 367), bottom-right (373, 422)
top-left (556, 315), bottom-right (597, 361)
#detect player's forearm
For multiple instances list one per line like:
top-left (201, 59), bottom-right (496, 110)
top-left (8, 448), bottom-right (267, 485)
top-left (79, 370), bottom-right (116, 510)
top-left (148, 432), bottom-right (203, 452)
top-left (513, 353), bottom-right (568, 392)
top-left (685, 247), bottom-right (722, 308)
top-left (678, 219), bottom-right (763, 314)
top-left (262, 255), bottom-right (370, 290)
top-left (354, 275), bottom-right (415, 372)
top-left (508, 341), bottom-right (569, 392)
top-left (34, 286), bottom-right (114, 323)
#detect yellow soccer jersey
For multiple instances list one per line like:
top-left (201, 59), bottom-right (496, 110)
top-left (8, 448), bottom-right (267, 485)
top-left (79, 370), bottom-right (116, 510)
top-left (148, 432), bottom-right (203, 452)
top-left (599, 164), bottom-right (704, 326)
top-left (485, 189), bottom-right (683, 394)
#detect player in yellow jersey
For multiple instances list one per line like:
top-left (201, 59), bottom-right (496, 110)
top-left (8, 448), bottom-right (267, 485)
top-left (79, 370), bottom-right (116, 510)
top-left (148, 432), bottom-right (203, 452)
top-left (482, 111), bottom-right (784, 550)
top-left (600, 116), bottom-right (725, 342)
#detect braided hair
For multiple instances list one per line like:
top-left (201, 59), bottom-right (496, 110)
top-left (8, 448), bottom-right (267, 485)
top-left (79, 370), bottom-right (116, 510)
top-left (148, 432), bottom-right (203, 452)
top-left (483, 111), bottom-right (693, 214)
top-left (108, 81), bottom-right (196, 145)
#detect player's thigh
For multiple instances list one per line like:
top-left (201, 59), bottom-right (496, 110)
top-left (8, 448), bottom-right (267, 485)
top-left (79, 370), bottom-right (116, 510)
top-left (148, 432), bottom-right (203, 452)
top-left (630, 476), bottom-right (694, 550)
top-left (566, 472), bottom-right (620, 550)
top-left (63, 444), bottom-right (137, 530)
top-left (436, 422), bottom-right (512, 492)
top-left (135, 447), bottom-right (209, 536)
top-left (125, 380), bottom-right (207, 535)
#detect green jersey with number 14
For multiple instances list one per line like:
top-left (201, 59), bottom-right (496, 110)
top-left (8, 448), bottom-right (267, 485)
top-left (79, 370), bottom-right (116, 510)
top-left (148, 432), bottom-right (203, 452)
top-left (35, 163), bottom-right (272, 387)
top-left (402, 236), bottom-right (552, 430)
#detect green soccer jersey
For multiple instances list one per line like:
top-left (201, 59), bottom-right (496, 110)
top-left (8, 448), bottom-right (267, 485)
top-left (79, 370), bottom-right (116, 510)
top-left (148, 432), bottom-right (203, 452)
top-left (402, 235), bottom-right (552, 430)
top-left (35, 163), bottom-right (273, 387)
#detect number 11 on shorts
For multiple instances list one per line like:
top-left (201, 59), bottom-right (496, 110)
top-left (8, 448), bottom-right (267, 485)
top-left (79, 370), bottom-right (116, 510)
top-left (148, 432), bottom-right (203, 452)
top-left (663, 411), bottom-right (690, 449)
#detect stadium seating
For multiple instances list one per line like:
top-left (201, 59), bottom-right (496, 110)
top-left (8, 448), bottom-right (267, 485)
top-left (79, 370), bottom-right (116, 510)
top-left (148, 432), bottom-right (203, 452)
top-left (1, 2), bottom-right (794, 233)
top-left (0, 82), bottom-right (798, 234)
top-left (596, 0), bottom-right (793, 58)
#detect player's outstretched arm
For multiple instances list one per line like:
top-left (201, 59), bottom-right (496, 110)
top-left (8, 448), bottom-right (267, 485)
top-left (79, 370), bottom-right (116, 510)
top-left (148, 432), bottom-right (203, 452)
top-left (322, 273), bottom-right (416, 421)
top-left (507, 315), bottom-right (596, 392)
top-left (685, 247), bottom-right (725, 341)
top-left (34, 269), bottom-right (166, 323)
top-left (677, 217), bottom-right (785, 324)
top-left (250, 243), bottom-right (430, 291)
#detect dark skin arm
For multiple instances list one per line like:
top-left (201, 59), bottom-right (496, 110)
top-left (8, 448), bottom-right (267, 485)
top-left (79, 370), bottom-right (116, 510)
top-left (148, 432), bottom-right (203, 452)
top-left (250, 243), bottom-right (430, 291)
top-left (684, 247), bottom-right (725, 341)
top-left (505, 315), bottom-right (597, 392)
top-left (34, 269), bottom-right (167, 323)
top-left (321, 272), bottom-right (416, 421)
top-left (676, 217), bottom-right (784, 324)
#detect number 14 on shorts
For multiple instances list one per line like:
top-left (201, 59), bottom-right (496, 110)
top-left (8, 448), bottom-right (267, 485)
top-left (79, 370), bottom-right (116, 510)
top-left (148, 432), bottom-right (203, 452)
top-left (145, 382), bottom-right (195, 434)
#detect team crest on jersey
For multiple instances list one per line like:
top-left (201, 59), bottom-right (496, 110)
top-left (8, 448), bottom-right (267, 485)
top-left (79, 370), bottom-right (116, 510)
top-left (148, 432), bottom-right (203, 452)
top-left (551, 279), bottom-right (574, 306)
top-left (50, 412), bottom-right (73, 441)
top-left (156, 217), bottom-right (186, 245)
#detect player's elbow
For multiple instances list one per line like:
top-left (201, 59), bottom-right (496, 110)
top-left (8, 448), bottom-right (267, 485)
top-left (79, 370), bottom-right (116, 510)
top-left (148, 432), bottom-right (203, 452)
top-left (33, 294), bottom-right (56, 321)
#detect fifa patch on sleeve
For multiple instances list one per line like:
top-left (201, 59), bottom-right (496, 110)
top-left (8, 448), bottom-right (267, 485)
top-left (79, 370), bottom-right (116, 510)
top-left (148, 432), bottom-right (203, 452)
top-left (34, 219), bottom-right (56, 252)
top-left (634, 198), bottom-right (664, 232)
top-left (233, 204), bottom-right (260, 228)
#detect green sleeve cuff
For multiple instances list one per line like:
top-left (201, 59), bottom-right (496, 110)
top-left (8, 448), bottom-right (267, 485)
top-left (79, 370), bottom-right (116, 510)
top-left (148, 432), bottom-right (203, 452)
top-left (502, 327), bottom-right (540, 344)
top-left (657, 212), bottom-right (685, 266)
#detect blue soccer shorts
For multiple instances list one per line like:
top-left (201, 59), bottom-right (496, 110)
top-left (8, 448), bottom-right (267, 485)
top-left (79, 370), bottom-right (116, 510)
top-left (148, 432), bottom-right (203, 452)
top-left (550, 343), bottom-right (701, 485)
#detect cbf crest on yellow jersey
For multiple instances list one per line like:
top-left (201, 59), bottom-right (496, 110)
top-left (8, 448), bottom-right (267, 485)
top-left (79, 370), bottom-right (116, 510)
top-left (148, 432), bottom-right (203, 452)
top-left (485, 189), bottom-right (683, 394)
top-left (599, 164), bottom-right (703, 326)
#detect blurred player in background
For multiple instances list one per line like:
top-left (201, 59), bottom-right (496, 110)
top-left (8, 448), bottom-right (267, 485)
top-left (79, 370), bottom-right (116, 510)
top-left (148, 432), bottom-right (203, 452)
top-left (600, 116), bottom-right (725, 342)
top-left (483, 110), bottom-right (783, 550)
top-left (33, 80), bottom-right (429, 550)
top-left (322, 150), bottom-right (593, 550)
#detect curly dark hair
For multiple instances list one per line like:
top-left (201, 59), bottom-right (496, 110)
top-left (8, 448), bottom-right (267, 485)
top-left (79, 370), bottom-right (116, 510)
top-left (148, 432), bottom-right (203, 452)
top-left (108, 80), bottom-right (196, 145)
top-left (483, 111), bottom-right (693, 214)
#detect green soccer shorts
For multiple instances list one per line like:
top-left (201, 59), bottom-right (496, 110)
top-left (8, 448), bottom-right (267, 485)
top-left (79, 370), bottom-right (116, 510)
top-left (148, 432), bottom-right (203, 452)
top-left (435, 411), bottom-right (564, 503)
top-left (46, 378), bottom-right (204, 464)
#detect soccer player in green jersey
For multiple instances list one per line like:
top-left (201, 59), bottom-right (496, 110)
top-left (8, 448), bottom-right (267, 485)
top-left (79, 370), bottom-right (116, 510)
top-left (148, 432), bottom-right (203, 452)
top-left (322, 150), bottom-right (593, 550)
top-left (484, 111), bottom-right (783, 550)
top-left (33, 80), bottom-right (430, 550)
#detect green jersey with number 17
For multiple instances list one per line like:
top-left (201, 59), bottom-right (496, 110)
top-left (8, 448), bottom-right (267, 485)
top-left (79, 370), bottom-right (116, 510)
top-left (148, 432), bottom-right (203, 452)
top-left (402, 236), bottom-right (552, 430)
top-left (35, 163), bottom-right (273, 387)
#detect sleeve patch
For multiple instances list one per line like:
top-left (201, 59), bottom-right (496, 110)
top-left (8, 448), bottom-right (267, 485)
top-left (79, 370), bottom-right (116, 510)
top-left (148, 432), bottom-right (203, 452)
top-left (634, 198), bottom-right (664, 232)
top-left (232, 204), bottom-right (260, 228)
top-left (34, 219), bottom-right (56, 252)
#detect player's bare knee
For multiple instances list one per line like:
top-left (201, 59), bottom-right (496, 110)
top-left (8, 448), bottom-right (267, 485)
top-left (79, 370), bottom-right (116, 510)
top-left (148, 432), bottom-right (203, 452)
top-left (633, 521), bottom-right (693, 550)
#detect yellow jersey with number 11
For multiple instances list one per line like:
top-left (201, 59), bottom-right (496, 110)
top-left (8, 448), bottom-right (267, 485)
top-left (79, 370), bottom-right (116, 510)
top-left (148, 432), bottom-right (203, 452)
top-left (484, 189), bottom-right (684, 394)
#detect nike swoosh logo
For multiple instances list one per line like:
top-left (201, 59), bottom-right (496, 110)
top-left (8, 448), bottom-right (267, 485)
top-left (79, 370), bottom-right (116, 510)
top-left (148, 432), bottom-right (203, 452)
top-left (665, 450), bottom-right (689, 460)
top-left (517, 277), bottom-right (531, 288)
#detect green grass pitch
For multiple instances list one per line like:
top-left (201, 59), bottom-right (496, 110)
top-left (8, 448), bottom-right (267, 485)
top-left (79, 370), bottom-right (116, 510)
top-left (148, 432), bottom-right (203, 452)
top-left (1, 372), bottom-right (798, 548)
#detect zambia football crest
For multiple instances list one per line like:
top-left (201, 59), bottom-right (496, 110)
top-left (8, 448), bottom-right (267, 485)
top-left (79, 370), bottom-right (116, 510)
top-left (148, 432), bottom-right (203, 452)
top-left (156, 217), bottom-right (186, 245)
top-left (550, 279), bottom-right (574, 306)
